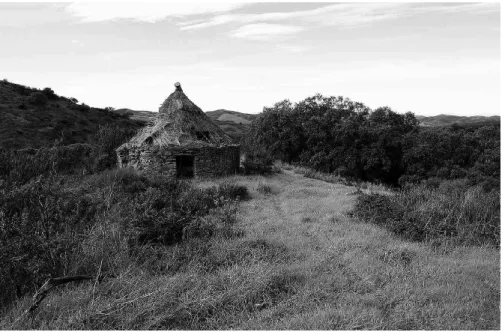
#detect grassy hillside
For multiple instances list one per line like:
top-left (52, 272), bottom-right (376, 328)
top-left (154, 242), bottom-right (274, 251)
top-left (416, 114), bottom-right (500, 127)
top-left (0, 80), bottom-right (143, 149)
top-left (1, 168), bottom-right (498, 329)
top-left (206, 109), bottom-right (256, 143)
top-left (113, 108), bottom-right (156, 124)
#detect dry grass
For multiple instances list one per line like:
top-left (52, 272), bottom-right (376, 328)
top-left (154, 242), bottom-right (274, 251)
top-left (1, 170), bottom-right (499, 329)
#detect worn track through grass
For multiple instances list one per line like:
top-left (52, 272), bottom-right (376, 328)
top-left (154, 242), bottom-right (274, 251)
top-left (204, 170), bottom-right (500, 330)
top-left (2, 170), bottom-right (499, 329)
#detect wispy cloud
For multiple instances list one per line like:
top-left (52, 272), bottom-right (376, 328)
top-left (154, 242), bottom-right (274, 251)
top-left (229, 23), bottom-right (304, 41)
top-left (276, 44), bottom-right (312, 53)
top-left (179, 2), bottom-right (499, 31)
top-left (65, 3), bottom-right (246, 23)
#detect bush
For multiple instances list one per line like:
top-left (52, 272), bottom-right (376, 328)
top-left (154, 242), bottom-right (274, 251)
top-left (0, 176), bottom-right (98, 308)
top-left (90, 125), bottom-right (136, 172)
top-left (28, 92), bottom-right (48, 107)
top-left (0, 144), bottom-right (93, 186)
top-left (42, 87), bottom-right (57, 100)
top-left (125, 179), bottom-right (248, 248)
top-left (78, 103), bottom-right (91, 112)
top-left (351, 180), bottom-right (500, 246)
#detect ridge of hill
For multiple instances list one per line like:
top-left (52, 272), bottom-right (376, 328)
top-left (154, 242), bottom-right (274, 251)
top-left (0, 80), bottom-right (143, 150)
top-left (416, 114), bottom-right (500, 127)
top-left (206, 109), bottom-right (257, 142)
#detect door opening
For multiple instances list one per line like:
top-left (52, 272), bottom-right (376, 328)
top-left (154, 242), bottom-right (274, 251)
top-left (176, 155), bottom-right (194, 178)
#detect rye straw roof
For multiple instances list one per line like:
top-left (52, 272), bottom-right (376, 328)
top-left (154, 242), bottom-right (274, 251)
top-left (120, 82), bottom-right (235, 149)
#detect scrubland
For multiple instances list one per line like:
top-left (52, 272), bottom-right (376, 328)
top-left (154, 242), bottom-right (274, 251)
top-left (1, 168), bottom-right (498, 330)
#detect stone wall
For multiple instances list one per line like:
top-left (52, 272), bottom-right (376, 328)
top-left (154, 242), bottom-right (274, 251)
top-left (117, 144), bottom-right (240, 178)
top-left (195, 145), bottom-right (240, 177)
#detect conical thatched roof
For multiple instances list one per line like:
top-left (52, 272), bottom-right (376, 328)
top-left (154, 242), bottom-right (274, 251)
top-left (120, 82), bottom-right (234, 149)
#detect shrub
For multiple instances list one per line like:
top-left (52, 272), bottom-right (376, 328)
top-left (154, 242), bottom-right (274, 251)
top-left (28, 92), bottom-right (48, 107)
top-left (78, 103), bottom-right (91, 112)
top-left (42, 87), bottom-right (57, 100)
top-left (0, 176), bottom-right (98, 308)
top-left (125, 179), bottom-right (248, 249)
top-left (351, 180), bottom-right (500, 246)
top-left (0, 144), bottom-right (93, 186)
top-left (90, 125), bottom-right (136, 172)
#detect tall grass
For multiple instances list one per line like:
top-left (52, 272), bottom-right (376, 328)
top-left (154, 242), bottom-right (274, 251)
top-left (352, 179), bottom-right (500, 246)
top-left (0, 166), bottom-right (249, 312)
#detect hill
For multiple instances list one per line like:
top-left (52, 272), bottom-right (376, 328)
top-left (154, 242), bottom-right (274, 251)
top-left (206, 109), bottom-right (257, 143)
top-left (113, 108), bottom-right (156, 124)
top-left (416, 114), bottom-right (500, 127)
top-left (0, 80), bottom-right (143, 150)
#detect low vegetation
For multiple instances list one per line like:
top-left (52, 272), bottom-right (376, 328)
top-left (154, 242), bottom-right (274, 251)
top-left (2, 169), bottom-right (498, 329)
top-left (352, 180), bottom-right (499, 246)
top-left (0, 166), bottom-right (248, 315)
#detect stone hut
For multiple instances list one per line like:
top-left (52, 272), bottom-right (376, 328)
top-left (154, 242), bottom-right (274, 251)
top-left (116, 82), bottom-right (240, 178)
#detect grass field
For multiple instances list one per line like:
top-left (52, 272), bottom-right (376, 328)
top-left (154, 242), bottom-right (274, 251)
top-left (2, 169), bottom-right (499, 329)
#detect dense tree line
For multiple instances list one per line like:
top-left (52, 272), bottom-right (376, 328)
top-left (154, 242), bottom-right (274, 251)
top-left (242, 94), bottom-right (499, 189)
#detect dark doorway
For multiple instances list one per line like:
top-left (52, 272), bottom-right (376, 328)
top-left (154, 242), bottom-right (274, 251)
top-left (176, 155), bottom-right (194, 178)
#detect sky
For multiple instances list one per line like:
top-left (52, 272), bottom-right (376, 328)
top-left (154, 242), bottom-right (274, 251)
top-left (0, 2), bottom-right (500, 116)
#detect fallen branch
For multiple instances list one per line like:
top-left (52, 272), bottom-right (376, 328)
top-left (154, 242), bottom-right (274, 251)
top-left (15, 275), bottom-right (94, 325)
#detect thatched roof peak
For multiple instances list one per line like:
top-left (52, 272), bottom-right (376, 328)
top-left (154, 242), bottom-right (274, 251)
top-left (174, 82), bottom-right (182, 91)
top-left (118, 83), bottom-right (235, 149)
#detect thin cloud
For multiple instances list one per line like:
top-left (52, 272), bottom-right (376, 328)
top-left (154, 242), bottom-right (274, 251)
top-left (179, 2), bottom-right (499, 31)
top-left (229, 23), bottom-right (304, 41)
top-left (65, 3), bottom-right (246, 23)
top-left (276, 44), bottom-right (312, 53)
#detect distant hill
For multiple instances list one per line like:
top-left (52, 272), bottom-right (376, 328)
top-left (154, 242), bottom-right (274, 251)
top-left (114, 108), bottom-right (257, 143)
top-left (0, 80), bottom-right (143, 150)
top-left (206, 109), bottom-right (257, 143)
top-left (416, 114), bottom-right (500, 128)
top-left (114, 108), bottom-right (156, 124)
